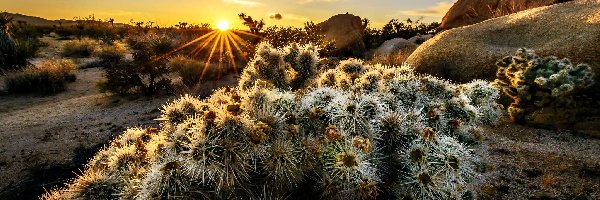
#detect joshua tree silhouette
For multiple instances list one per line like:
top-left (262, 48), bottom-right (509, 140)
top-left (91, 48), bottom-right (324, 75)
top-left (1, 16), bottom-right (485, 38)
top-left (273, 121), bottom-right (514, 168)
top-left (238, 13), bottom-right (264, 34)
top-left (107, 18), bottom-right (115, 27)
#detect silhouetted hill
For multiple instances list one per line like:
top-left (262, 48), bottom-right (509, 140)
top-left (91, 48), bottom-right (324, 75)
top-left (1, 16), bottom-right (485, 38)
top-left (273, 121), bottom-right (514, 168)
top-left (1, 12), bottom-right (127, 27)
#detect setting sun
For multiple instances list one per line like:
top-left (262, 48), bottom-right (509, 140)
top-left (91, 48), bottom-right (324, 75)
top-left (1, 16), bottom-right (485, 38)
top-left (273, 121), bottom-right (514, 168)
top-left (216, 20), bottom-right (230, 31)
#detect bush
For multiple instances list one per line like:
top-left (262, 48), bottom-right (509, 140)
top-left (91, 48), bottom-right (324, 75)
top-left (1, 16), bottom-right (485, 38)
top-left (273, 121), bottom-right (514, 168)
top-left (97, 32), bottom-right (175, 95)
top-left (363, 18), bottom-right (439, 50)
top-left (495, 48), bottom-right (594, 123)
top-left (263, 22), bottom-right (336, 57)
top-left (62, 38), bottom-right (97, 58)
top-left (14, 38), bottom-right (41, 64)
top-left (44, 43), bottom-right (502, 199)
top-left (4, 59), bottom-right (76, 95)
top-left (2, 23), bottom-right (44, 69)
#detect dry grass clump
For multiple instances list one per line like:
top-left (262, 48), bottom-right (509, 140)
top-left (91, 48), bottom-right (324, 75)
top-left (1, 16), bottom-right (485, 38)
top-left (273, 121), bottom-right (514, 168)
top-left (62, 38), bottom-right (98, 58)
top-left (4, 58), bottom-right (76, 95)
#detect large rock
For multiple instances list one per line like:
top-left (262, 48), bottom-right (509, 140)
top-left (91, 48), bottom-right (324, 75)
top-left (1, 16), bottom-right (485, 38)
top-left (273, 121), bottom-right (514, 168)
top-left (406, 0), bottom-right (600, 133)
top-left (319, 14), bottom-right (365, 56)
top-left (441, 0), bottom-right (573, 30)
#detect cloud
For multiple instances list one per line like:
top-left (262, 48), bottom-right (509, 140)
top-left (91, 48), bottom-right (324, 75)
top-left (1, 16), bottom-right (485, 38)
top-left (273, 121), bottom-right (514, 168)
top-left (266, 13), bottom-right (309, 22)
top-left (397, 2), bottom-right (454, 17)
top-left (223, 0), bottom-right (262, 6)
top-left (269, 13), bottom-right (283, 20)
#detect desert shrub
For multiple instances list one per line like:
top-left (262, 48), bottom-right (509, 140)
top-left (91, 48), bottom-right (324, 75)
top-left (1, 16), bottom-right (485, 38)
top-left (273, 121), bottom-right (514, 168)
top-left (495, 48), bottom-right (594, 123)
top-left (62, 38), bottom-right (98, 58)
top-left (4, 58), bottom-right (76, 95)
top-left (14, 38), bottom-right (41, 64)
top-left (363, 18), bottom-right (439, 50)
top-left (97, 32), bottom-right (175, 95)
top-left (263, 22), bottom-right (336, 57)
top-left (43, 43), bottom-right (501, 199)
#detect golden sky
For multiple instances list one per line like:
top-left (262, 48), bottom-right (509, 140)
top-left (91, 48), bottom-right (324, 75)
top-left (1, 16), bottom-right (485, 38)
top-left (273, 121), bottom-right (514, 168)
top-left (1, 0), bottom-right (455, 28)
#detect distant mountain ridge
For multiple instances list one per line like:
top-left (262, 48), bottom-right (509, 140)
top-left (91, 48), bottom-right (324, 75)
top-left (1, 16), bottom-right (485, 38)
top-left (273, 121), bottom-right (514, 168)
top-left (2, 12), bottom-right (127, 27)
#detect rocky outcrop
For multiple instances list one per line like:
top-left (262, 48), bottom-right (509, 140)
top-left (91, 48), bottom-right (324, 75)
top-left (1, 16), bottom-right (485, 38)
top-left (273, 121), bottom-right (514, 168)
top-left (405, 0), bottom-right (600, 133)
top-left (319, 14), bottom-right (366, 56)
top-left (440, 0), bottom-right (573, 30)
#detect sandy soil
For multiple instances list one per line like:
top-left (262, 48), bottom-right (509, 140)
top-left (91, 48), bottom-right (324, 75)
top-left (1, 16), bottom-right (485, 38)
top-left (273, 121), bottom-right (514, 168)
top-left (474, 119), bottom-right (600, 199)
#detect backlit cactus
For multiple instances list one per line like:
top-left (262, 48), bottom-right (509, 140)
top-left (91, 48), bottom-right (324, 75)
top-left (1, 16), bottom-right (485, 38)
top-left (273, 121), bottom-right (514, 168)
top-left (495, 48), bottom-right (594, 123)
top-left (43, 43), bottom-right (501, 200)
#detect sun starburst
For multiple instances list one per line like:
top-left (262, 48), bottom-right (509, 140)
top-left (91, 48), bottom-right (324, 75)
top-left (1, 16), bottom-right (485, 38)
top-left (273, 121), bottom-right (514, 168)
top-left (156, 25), bottom-right (263, 82)
top-left (217, 21), bottom-right (230, 31)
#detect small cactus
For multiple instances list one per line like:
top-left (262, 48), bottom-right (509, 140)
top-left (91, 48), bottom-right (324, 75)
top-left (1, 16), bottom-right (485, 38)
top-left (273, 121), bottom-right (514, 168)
top-left (495, 48), bottom-right (594, 123)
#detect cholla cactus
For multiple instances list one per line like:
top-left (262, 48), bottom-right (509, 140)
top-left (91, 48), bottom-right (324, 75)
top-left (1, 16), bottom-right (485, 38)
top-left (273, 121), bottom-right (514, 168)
top-left (495, 48), bottom-right (594, 123)
top-left (44, 43), bottom-right (502, 200)
top-left (239, 42), bottom-right (321, 91)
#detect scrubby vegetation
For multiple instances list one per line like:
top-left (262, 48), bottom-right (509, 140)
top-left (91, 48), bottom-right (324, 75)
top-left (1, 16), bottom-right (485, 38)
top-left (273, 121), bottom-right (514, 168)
top-left (263, 22), bottom-right (336, 57)
top-left (97, 32), bottom-right (175, 95)
top-left (0, 12), bottom-right (42, 70)
top-left (495, 48), bottom-right (595, 123)
top-left (61, 38), bottom-right (97, 58)
top-left (363, 18), bottom-right (439, 50)
top-left (43, 42), bottom-right (501, 199)
top-left (4, 58), bottom-right (76, 95)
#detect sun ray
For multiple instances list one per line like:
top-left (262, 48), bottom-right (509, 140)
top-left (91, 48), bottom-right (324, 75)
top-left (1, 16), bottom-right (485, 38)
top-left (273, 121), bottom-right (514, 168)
top-left (228, 31), bottom-right (252, 50)
top-left (224, 32), bottom-right (238, 75)
top-left (153, 30), bottom-right (218, 61)
top-left (191, 32), bottom-right (219, 57)
top-left (217, 31), bottom-right (226, 78)
top-left (200, 33), bottom-right (222, 80)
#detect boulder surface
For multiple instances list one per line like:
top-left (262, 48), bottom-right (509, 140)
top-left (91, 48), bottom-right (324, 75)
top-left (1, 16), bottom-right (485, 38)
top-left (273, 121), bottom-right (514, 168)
top-left (440, 0), bottom-right (573, 30)
top-left (319, 14), bottom-right (366, 56)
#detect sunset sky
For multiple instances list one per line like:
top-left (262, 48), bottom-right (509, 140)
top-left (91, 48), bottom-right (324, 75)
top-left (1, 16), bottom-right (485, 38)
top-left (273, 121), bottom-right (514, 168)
top-left (1, 0), bottom-right (455, 28)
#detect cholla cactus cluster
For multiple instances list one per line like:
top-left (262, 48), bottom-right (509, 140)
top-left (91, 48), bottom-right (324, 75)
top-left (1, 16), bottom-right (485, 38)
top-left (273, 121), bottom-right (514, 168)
top-left (43, 43), bottom-right (501, 200)
top-left (495, 48), bottom-right (594, 123)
